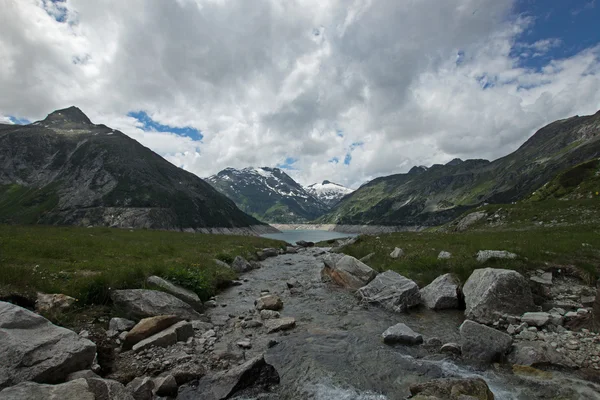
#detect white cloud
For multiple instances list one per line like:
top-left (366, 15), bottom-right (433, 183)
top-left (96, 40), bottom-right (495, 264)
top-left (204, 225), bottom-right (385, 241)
top-left (0, 0), bottom-right (599, 189)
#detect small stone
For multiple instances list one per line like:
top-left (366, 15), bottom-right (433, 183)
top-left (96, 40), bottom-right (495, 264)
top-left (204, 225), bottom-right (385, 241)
top-left (521, 312), bottom-right (550, 327)
top-left (382, 323), bottom-right (423, 345)
top-left (236, 339), bottom-right (252, 349)
top-left (440, 342), bottom-right (461, 355)
top-left (390, 247), bottom-right (404, 259)
top-left (255, 294), bottom-right (283, 311)
top-left (437, 251), bottom-right (452, 259)
top-left (205, 300), bottom-right (218, 308)
top-left (260, 310), bottom-right (280, 320)
top-left (153, 375), bottom-right (178, 397)
top-left (241, 320), bottom-right (263, 329)
top-left (109, 317), bottom-right (135, 332)
top-left (267, 340), bottom-right (279, 348)
top-left (425, 337), bottom-right (443, 347)
top-left (264, 317), bottom-right (296, 333)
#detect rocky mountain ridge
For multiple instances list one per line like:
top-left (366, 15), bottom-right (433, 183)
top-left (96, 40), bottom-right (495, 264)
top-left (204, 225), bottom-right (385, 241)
top-left (304, 180), bottom-right (354, 207)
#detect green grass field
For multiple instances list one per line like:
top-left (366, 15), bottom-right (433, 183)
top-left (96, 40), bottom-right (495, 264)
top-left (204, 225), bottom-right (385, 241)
top-left (0, 225), bottom-right (285, 305)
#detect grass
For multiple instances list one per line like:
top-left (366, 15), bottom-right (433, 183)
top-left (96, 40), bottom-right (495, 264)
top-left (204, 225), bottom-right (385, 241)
top-left (336, 224), bottom-right (600, 287)
top-left (0, 224), bottom-right (285, 306)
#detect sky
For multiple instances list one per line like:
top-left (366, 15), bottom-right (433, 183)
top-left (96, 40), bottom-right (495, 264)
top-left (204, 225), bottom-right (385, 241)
top-left (1, 0), bottom-right (599, 189)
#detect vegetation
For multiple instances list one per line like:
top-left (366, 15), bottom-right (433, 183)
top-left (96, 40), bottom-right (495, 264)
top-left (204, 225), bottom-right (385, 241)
top-left (337, 224), bottom-right (600, 287)
top-left (0, 225), bottom-right (285, 305)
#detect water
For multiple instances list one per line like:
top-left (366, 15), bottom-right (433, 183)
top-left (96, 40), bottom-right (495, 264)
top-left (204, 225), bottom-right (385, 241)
top-left (261, 229), bottom-right (357, 245)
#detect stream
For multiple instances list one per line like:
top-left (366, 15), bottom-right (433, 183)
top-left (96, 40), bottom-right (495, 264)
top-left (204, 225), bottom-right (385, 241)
top-left (203, 248), bottom-right (600, 399)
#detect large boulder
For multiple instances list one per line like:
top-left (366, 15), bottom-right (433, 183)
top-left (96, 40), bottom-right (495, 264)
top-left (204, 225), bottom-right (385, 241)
top-left (231, 256), bottom-right (252, 273)
top-left (508, 341), bottom-right (577, 369)
top-left (460, 320), bottom-right (513, 364)
top-left (381, 323), bottom-right (423, 345)
top-left (111, 289), bottom-right (202, 321)
top-left (0, 378), bottom-right (95, 400)
top-left (124, 315), bottom-right (181, 349)
top-left (409, 377), bottom-right (494, 399)
top-left (321, 255), bottom-right (378, 290)
top-left (463, 268), bottom-right (535, 324)
top-left (420, 273), bottom-right (461, 310)
top-left (356, 270), bottom-right (421, 312)
top-left (256, 248), bottom-right (279, 260)
top-left (146, 276), bottom-right (203, 311)
top-left (0, 301), bottom-right (97, 389)
top-left (177, 355), bottom-right (280, 400)
top-left (255, 295), bottom-right (283, 311)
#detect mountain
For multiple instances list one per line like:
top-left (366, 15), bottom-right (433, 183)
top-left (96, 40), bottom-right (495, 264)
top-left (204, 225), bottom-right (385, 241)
top-left (320, 110), bottom-right (600, 227)
top-left (305, 180), bottom-right (354, 207)
top-left (207, 167), bottom-right (328, 223)
top-left (0, 106), bottom-right (272, 233)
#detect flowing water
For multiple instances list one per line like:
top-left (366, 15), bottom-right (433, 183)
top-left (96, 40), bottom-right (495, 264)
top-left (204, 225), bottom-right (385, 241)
top-left (260, 230), bottom-right (357, 245)
top-left (205, 248), bottom-right (600, 399)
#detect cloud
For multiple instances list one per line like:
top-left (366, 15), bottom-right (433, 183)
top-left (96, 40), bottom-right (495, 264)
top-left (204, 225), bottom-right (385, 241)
top-left (0, 0), bottom-right (599, 189)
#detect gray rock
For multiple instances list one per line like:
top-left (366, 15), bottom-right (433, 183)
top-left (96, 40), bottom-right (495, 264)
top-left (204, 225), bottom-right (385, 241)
top-left (231, 256), bottom-right (252, 273)
top-left (255, 294), bottom-right (283, 311)
top-left (381, 323), bottom-right (423, 345)
top-left (213, 259), bottom-right (231, 269)
top-left (35, 293), bottom-right (76, 313)
top-left (508, 341), bottom-right (577, 369)
top-left (476, 250), bottom-right (517, 263)
top-left (409, 377), bottom-right (494, 399)
top-left (264, 317), bottom-right (296, 333)
top-left (86, 377), bottom-right (135, 400)
top-left (359, 252), bottom-right (376, 263)
top-left (191, 321), bottom-right (214, 332)
top-left (241, 320), bottom-right (263, 329)
top-left (0, 378), bottom-right (95, 400)
top-left (296, 240), bottom-right (314, 248)
top-left (126, 376), bottom-right (154, 400)
top-left (321, 255), bottom-right (378, 289)
top-left (456, 211), bottom-right (486, 231)
top-left (153, 375), bottom-right (178, 397)
top-left (440, 342), bottom-right (461, 355)
top-left (257, 248), bottom-right (279, 260)
top-left (124, 315), bottom-right (181, 349)
top-left (390, 247), bottom-right (404, 259)
top-left (111, 289), bottom-right (202, 320)
top-left (108, 317), bottom-right (135, 332)
top-left (356, 270), bottom-right (421, 312)
top-left (420, 273), bottom-right (460, 310)
top-left (285, 246), bottom-right (298, 254)
top-left (146, 276), bottom-right (203, 311)
top-left (530, 272), bottom-right (553, 286)
top-left (0, 301), bottom-right (97, 389)
top-left (66, 370), bottom-right (100, 381)
top-left (521, 312), bottom-right (550, 327)
top-left (260, 310), bottom-right (280, 320)
top-left (460, 320), bottom-right (513, 364)
top-left (463, 268), bottom-right (535, 324)
top-left (437, 251), bottom-right (452, 259)
top-left (177, 355), bottom-right (279, 400)
top-left (236, 339), bottom-right (252, 349)
top-left (132, 321), bottom-right (194, 353)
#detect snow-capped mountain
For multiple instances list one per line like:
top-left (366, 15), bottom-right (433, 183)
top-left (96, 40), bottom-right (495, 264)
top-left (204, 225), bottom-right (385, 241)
top-left (305, 180), bottom-right (354, 207)
top-left (207, 167), bottom-right (328, 223)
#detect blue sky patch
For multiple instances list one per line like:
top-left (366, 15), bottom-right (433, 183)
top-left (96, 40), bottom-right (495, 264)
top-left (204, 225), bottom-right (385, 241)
top-left (344, 153), bottom-right (352, 165)
top-left (128, 110), bottom-right (203, 141)
top-left (8, 116), bottom-right (31, 125)
top-left (44, 0), bottom-right (68, 23)
top-left (277, 157), bottom-right (298, 170)
top-left (329, 157), bottom-right (339, 164)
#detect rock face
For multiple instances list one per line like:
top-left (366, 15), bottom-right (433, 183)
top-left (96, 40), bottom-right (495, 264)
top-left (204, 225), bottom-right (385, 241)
top-left (177, 355), bottom-right (280, 400)
top-left (231, 256), bottom-right (252, 273)
top-left (111, 289), bottom-right (202, 320)
top-left (124, 315), bottom-right (181, 349)
top-left (420, 273), bottom-right (460, 310)
top-left (390, 247), bottom-right (404, 259)
top-left (35, 293), bottom-right (76, 313)
top-left (321, 255), bottom-right (378, 290)
top-left (255, 295), bottom-right (283, 311)
top-left (476, 250), bottom-right (517, 263)
top-left (356, 270), bottom-right (421, 312)
top-left (146, 276), bottom-right (203, 311)
top-left (460, 320), bottom-right (513, 364)
top-left (463, 268), bottom-right (535, 324)
top-left (381, 323), bottom-right (423, 345)
top-left (409, 377), bottom-right (494, 400)
top-left (0, 301), bottom-right (97, 389)
top-left (0, 378), bottom-right (95, 400)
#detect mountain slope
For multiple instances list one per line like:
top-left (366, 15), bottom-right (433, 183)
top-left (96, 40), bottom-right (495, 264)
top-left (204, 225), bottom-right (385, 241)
top-left (305, 180), bottom-right (354, 207)
top-left (207, 167), bottom-right (328, 223)
top-left (0, 106), bottom-right (271, 233)
top-left (320, 110), bottom-right (600, 227)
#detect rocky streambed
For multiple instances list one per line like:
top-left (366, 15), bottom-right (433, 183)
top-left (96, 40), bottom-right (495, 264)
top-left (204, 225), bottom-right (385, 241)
top-left (1, 246), bottom-right (600, 399)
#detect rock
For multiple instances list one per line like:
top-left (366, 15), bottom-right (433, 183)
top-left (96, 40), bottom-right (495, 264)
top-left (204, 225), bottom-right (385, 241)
top-left (286, 279), bottom-right (300, 289)
top-left (260, 310), bottom-right (280, 320)
top-left (241, 320), bottom-right (262, 329)
top-left (437, 251), bottom-right (452, 259)
top-left (381, 323), bottom-right (423, 345)
top-left (177, 355), bottom-right (279, 400)
top-left (476, 250), bottom-right (517, 263)
top-left (236, 339), bottom-right (252, 349)
top-left (508, 341), bottom-right (578, 369)
top-left (285, 246), bottom-right (298, 254)
top-left (440, 343), bottom-right (461, 355)
top-left (0, 378), bottom-right (95, 400)
top-left (456, 211), bottom-right (487, 231)
top-left (170, 362), bottom-right (206, 386)
top-left (257, 248), bottom-right (279, 260)
top-left (420, 273), bottom-right (460, 310)
top-left (322, 255), bottom-right (378, 289)
top-left (390, 247), bottom-right (404, 259)
top-left (0, 301), bottom-right (96, 389)
top-left (231, 256), bottom-right (252, 273)
top-left (460, 320), bottom-right (513, 364)
top-left (359, 252), bottom-right (376, 263)
top-left (213, 259), bottom-right (231, 269)
top-left (126, 376), bottom-right (154, 400)
top-left (409, 377), bottom-right (494, 400)
top-left (356, 270), bottom-right (421, 312)
top-left (132, 321), bottom-right (194, 353)
top-left (521, 312), bottom-right (550, 327)
top-left (463, 268), bottom-right (535, 324)
top-left (425, 337), bottom-right (442, 347)
top-left (255, 294), bottom-right (283, 311)
top-left (191, 321), bottom-right (214, 332)
top-left (111, 289), bottom-right (202, 320)
top-left (530, 272), bottom-right (553, 286)
top-left (264, 317), bottom-right (296, 333)
top-left (296, 240), bottom-right (315, 248)
top-left (35, 293), bottom-right (77, 313)
top-left (86, 377), bottom-right (135, 400)
top-left (146, 276), bottom-right (203, 311)
top-left (153, 375), bottom-right (178, 397)
top-left (124, 315), bottom-right (180, 349)
top-left (66, 370), bottom-right (100, 381)
top-left (205, 300), bottom-right (217, 308)
top-left (109, 317), bottom-right (135, 332)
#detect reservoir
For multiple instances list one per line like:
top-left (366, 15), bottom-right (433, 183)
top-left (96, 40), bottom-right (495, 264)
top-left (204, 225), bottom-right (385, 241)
top-left (260, 229), bottom-right (357, 245)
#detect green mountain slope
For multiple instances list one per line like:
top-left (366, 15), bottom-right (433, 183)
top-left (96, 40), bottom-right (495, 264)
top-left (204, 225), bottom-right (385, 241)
top-left (320, 110), bottom-right (600, 227)
top-left (0, 107), bottom-right (269, 232)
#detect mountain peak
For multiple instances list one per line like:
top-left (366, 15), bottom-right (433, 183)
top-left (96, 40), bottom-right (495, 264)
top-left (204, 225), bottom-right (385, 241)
top-left (445, 158), bottom-right (464, 166)
top-left (43, 106), bottom-right (92, 125)
top-left (322, 180), bottom-right (332, 185)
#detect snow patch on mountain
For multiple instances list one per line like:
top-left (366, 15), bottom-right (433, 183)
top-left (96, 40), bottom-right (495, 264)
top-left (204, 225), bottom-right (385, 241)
top-left (305, 180), bottom-right (354, 206)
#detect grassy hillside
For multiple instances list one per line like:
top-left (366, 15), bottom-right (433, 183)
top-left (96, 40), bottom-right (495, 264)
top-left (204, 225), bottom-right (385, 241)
top-left (0, 225), bottom-right (285, 305)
